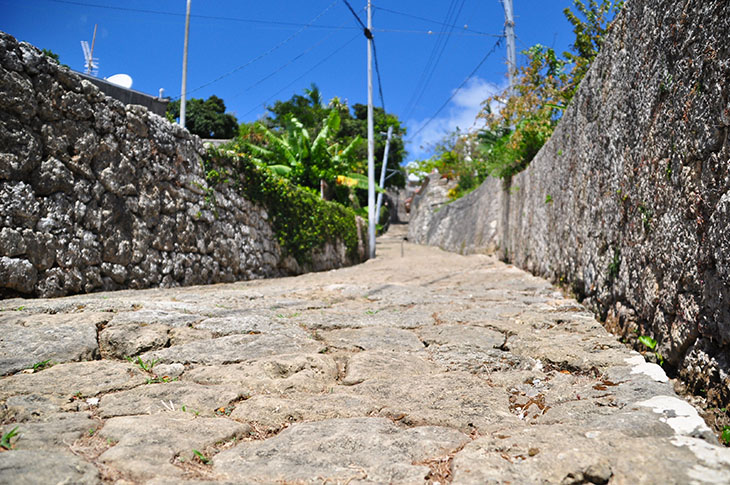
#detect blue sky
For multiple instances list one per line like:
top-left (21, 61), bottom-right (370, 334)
top-left (1, 0), bottom-right (576, 160)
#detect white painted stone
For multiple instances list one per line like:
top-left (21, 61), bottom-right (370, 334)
top-left (671, 436), bottom-right (730, 484)
top-left (626, 355), bottom-right (669, 382)
top-left (638, 396), bottom-right (711, 435)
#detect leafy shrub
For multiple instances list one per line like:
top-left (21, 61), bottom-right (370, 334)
top-left (477, 0), bottom-right (623, 180)
top-left (263, 86), bottom-right (407, 189)
top-left (167, 95), bottom-right (238, 139)
top-left (477, 44), bottom-right (571, 180)
top-left (244, 110), bottom-right (363, 193)
top-left (415, 0), bottom-right (623, 197)
top-left (409, 130), bottom-right (485, 201)
top-left (205, 148), bottom-right (360, 266)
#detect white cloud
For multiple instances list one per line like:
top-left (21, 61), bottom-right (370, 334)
top-left (406, 77), bottom-right (506, 160)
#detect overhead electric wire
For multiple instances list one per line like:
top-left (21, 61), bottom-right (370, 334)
top-left (341, 0), bottom-right (367, 31)
top-left (408, 37), bottom-right (503, 143)
top-left (401, 0), bottom-right (461, 118)
top-left (52, 0), bottom-right (498, 137)
top-left (372, 28), bottom-right (499, 37)
top-left (373, 6), bottom-right (502, 37)
top-left (341, 0), bottom-right (384, 112)
top-left (402, 0), bottom-right (465, 120)
top-left (173, 1), bottom-right (339, 99)
top-left (414, 0), bottom-right (467, 113)
top-left (515, 34), bottom-right (530, 49)
top-left (36, 0), bottom-right (501, 38)
top-left (372, 39), bottom-right (386, 113)
top-left (241, 34), bottom-right (360, 119)
top-left (43, 0), bottom-right (354, 30)
top-left (371, 1), bottom-right (385, 112)
top-left (231, 20), bottom-right (350, 99)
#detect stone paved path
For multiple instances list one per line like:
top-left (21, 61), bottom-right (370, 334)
top-left (1, 225), bottom-right (730, 484)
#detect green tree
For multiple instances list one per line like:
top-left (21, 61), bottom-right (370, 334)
top-left (246, 110), bottom-right (363, 196)
top-left (264, 83), bottom-right (329, 133)
top-left (263, 85), bottom-right (407, 189)
top-left (408, 129), bottom-right (483, 200)
top-left (563, 0), bottom-right (624, 97)
top-left (474, 0), bottom-right (622, 181)
top-left (41, 48), bottom-right (60, 64)
top-left (416, 0), bottom-right (622, 199)
top-left (339, 104), bottom-right (407, 188)
top-left (41, 48), bottom-right (69, 68)
top-left (167, 95), bottom-right (238, 139)
top-left (478, 44), bottom-right (569, 179)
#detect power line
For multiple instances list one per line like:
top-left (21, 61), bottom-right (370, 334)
top-left (402, 0), bottom-right (462, 118)
top-left (41, 0), bottom-right (501, 36)
top-left (402, 0), bottom-right (465, 120)
top-left (372, 39), bottom-right (385, 112)
top-left (341, 0), bottom-right (367, 31)
top-left (372, 6), bottom-right (501, 37)
top-left (342, 0), bottom-right (384, 112)
top-left (415, 0), bottom-right (467, 115)
top-left (372, 28), bottom-right (500, 37)
top-left (232, 21), bottom-right (348, 99)
top-left (174, 1), bottom-right (339, 99)
top-left (42, 0), bottom-right (354, 31)
top-left (408, 37), bottom-right (503, 143)
top-left (241, 34), bottom-right (360, 119)
top-left (41, 0), bottom-right (499, 37)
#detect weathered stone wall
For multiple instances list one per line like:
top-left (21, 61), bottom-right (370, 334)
top-left (409, 174), bottom-right (502, 254)
top-left (409, 0), bottom-right (730, 404)
top-left (0, 32), bottom-right (366, 298)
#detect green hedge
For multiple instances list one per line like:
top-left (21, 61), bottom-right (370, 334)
top-left (204, 149), bottom-right (360, 266)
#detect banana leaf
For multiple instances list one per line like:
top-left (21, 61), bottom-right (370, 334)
top-left (267, 165), bottom-right (293, 177)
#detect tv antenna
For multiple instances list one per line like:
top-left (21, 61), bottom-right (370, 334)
top-left (81, 24), bottom-right (99, 76)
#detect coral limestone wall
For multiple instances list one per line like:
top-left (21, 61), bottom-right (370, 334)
top-left (0, 32), bottom-right (366, 298)
top-left (409, 0), bottom-right (730, 403)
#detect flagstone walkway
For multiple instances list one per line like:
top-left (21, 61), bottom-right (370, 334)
top-left (1, 225), bottom-right (729, 484)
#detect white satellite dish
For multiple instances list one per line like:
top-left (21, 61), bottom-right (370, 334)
top-left (106, 73), bottom-right (133, 89)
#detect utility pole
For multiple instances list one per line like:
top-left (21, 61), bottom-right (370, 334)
top-left (502, 0), bottom-right (516, 92)
top-left (180, 0), bottom-right (192, 128)
top-left (366, 0), bottom-right (376, 259)
top-left (501, 0), bottom-right (516, 262)
top-left (375, 125), bottom-right (393, 225)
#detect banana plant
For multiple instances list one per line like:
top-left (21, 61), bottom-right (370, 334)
top-left (247, 110), bottom-right (363, 196)
top-left (335, 173), bottom-right (384, 193)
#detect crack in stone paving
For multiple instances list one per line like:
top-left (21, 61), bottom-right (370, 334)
top-left (1, 225), bottom-right (730, 484)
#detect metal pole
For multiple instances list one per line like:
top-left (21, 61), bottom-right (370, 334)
top-left (375, 125), bottom-right (393, 224)
top-left (180, 0), bottom-right (191, 128)
top-left (502, 0), bottom-right (516, 92)
top-left (367, 0), bottom-right (376, 259)
top-left (88, 24), bottom-right (97, 75)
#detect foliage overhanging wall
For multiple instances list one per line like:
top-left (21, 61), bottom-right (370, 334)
top-left (409, 0), bottom-right (730, 405)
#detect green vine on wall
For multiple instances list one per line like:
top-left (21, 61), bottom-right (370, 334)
top-left (204, 148), bottom-right (360, 266)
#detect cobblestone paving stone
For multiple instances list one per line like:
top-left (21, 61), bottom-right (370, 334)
top-left (1, 225), bottom-right (730, 484)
